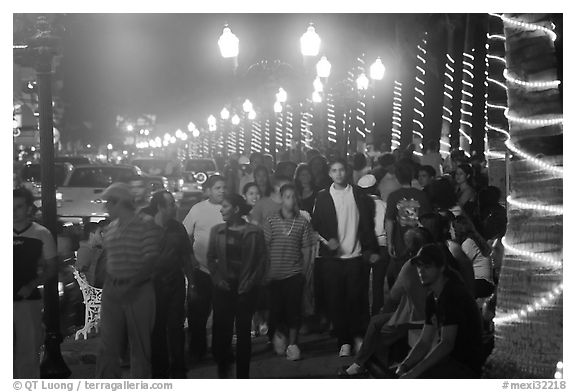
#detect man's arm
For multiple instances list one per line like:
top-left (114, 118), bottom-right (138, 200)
top-left (399, 325), bottom-right (458, 378)
top-left (396, 323), bottom-right (436, 375)
top-left (385, 219), bottom-right (395, 257)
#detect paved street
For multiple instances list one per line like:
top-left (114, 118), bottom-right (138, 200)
top-left (61, 331), bottom-right (355, 379)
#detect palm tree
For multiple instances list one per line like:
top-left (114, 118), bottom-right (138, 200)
top-left (485, 13), bottom-right (563, 378)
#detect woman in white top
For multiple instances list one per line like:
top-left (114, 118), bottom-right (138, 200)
top-left (452, 214), bottom-right (494, 299)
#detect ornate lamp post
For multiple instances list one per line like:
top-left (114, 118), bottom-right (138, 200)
top-left (23, 15), bottom-right (71, 378)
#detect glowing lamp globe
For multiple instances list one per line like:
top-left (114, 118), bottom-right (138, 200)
top-left (312, 90), bottom-right (322, 103)
top-left (300, 25), bottom-right (321, 57)
top-left (208, 115), bottom-right (217, 127)
top-left (313, 77), bottom-right (323, 92)
top-left (248, 110), bottom-right (257, 120)
top-left (356, 73), bottom-right (369, 91)
top-left (277, 88), bottom-right (288, 103)
top-left (218, 26), bottom-right (239, 58)
top-left (220, 108), bottom-right (230, 120)
top-left (231, 114), bottom-right (241, 125)
top-left (192, 128), bottom-right (200, 138)
top-left (107, 144), bottom-right (113, 150)
top-left (274, 101), bottom-right (283, 113)
top-left (316, 56), bottom-right (331, 78)
top-left (370, 58), bottom-right (386, 81)
top-left (187, 122), bottom-right (196, 133)
top-left (243, 99), bottom-right (253, 113)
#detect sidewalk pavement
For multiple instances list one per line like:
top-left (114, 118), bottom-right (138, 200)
top-left (61, 331), bottom-right (353, 379)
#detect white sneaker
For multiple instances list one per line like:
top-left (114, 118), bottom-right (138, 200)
top-left (339, 344), bottom-right (352, 357)
top-left (286, 344), bottom-right (301, 361)
top-left (273, 333), bottom-right (287, 356)
top-left (354, 338), bottom-right (363, 354)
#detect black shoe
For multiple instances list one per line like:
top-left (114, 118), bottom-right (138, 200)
top-left (337, 365), bottom-right (369, 378)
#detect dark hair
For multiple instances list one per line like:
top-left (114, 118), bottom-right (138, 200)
top-left (254, 165), bottom-right (272, 196)
top-left (479, 186), bottom-right (501, 207)
top-left (428, 177), bottom-right (458, 209)
top-left (457, 164), bottom-right (474, 185)
top-left (411, 243), bottom-right (447, 269)
top-left (437, 209), bottom-right (456, 242)
top-left (418, 213), bottom-right (443, 242)
top-left (377, 153), bottom-right (396, 169)
top-left (404, 227), bottom-right (434, 258)
top-left (249, 152), bottom-right (264, 165)
top-left (352, 153), bottom-right (367, 171)
top-left (294, 163), bottom-right (315, 195)
top-left (279, 183), bottom-right (297, 197)
top-left (204, 174), bottom-right (226, 191)
top-left (272, 175), bottom-right (292, 190)
top-left (394, 162), bottom-right (414, 185)
top-left (223, 193), bottom-right (251, 217)
top-left (147, 190), bottom-right (173, 216)
top-left (424, 140), bottom-right (440, 153)
top-left (418, 165), bottom-right (436, 178)
top-left (453, 214), bottom-right (491, 257)
top-left (329, 157), bottom-right (348, 171)
top-left (242, 181), bottom-right (259, 196)
top-left (13, 187), bottom-right (35, 207)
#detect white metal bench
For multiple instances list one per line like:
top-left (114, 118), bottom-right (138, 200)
top-left (72, 268), bottom-right (102, 340)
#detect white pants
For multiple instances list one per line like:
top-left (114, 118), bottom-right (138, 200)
top-left (13, 300), bottom-right (44, 379)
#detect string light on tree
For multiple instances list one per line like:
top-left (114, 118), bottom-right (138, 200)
top-left (504, 109), bottom-right (563, 126)
top-left (507, 195), bottom-right (563, 214)
top-left (489, 13), bottom-right (557, 41)
top-left (494, 283), bottom-right (563, 325)
top-left (503, 69), bottom-right (561, 89)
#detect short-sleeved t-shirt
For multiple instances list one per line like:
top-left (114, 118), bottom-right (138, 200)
top-left (425, 276), bottom-right (484, 375)
top-left (263, 211), bottom-right (314, 281)
top-left (182, 199), bottom-right (224, 273)
top-left (249, 197), bottom-right (282, 226)
top-left (461, 238), bottom-right (493, 283)
top-left (13, 222), bottom-right (57, 301)
top-left (385, 187), bottom-right (431, 257)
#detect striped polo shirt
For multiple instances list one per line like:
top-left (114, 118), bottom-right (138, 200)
top-left (263, 211), bottom-right (314, 281)
top-left (103, 214), bottom-right (163, 280)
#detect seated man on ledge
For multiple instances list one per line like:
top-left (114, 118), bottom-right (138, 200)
top-left (396, 243), bottom-right (484, 379)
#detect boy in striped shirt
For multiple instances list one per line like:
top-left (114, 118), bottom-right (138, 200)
top-left (263, 184), bottom-right (314, 361)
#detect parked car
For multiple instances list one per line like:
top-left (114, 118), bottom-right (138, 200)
top-left (54, 156), bottom-right (92, 166)
top-left (177, 158), bottom-right (219, 206)
top-left (19, 162), bottom-right (73, 207)
top-left (57, 164), bottom-right (142, 224)
top-left (131, 158), bottom-right (182, 193)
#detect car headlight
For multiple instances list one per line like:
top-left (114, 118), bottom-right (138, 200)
top-left (56, 192), bottom-right (63, 201)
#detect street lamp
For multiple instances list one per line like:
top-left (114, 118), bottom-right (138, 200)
top-left (313, 77), bottom-right (324, 93)
top-left (316, 56), bottom-right (332, 78)
top-left (248, 110), bottom-right (257, 120)
top-left (356, 73), bottom-right (369, 91)
top-left (300, 24), bottom-right (321, 57)
top-left (370, 57), bottom-right (386, 80)
top-left (220, 107), bottom-right (230, 120)
top-left (312, 90), bottom-right (323, 103)
top-left (208, 114), bottom-right (217, 127)
top-left (106, 144), bottom-right (113, 162)
top-left (276, 87), bottom-right (287, 103)
top-left (242, 99), bottom-right (253, 113)
top-left (187, 121), bottom-right (196, 132)
top-left (126, 124), bottom-right (134, 132)
top-left (231, 114), bottom-right (241, 125)
top-left (274, 101), bottom-right (283, 113)
top-left (192, 128), bottom-right (200, 138)
top-left (218, 26), bottom-right (239, 58)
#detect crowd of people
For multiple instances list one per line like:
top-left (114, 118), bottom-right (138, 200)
top-left (13, 144), bottom-right (508, 379)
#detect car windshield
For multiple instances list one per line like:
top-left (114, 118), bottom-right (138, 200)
top-left (185, 160), bottom-right (216, 173)
top-left (21, 165), bottom-right (68, 186)
top-left (133, 159), bottom-right (180, 176)
top-left (67, 167), bottom-right (136, 188)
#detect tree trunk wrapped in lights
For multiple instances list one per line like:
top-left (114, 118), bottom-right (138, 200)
top-left (487, 13), bottom-right (562, 378)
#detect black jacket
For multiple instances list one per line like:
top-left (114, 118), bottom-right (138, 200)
top-left (311, 185), bottom-right (379, 259)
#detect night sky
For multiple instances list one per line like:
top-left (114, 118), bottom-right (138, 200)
top-left (55, 14), bottom-right (421, 145)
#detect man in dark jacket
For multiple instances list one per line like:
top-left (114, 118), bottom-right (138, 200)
top-left (311, 158), bottom-right (379, 357)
